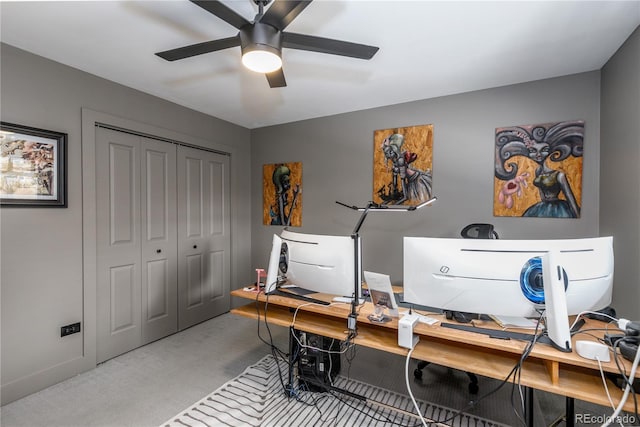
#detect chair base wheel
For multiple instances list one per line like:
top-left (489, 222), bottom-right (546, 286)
top-left (469, 382), bottom-right (479, 394)
top-left (413, 368), bottom-right (423, 380)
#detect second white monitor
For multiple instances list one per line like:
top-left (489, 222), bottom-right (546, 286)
top-left (403, 236), bottom-right (614, 318)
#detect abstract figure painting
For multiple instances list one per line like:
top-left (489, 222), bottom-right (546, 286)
top-left (494, 120), bottom-right (584, 218)
top-left (263, 162), bottom-right (302, 226)
top-left (373, 124), bottom-right (433, 207)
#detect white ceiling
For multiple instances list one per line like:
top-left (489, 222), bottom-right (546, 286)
top-left (1, 1), bottom-right (639, 129)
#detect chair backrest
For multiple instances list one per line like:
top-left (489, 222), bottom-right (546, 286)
top-left (460, 223), bottom-right (499, 239)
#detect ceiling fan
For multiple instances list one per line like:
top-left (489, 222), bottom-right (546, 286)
top-left (155, 0), bottom-right (379, 88)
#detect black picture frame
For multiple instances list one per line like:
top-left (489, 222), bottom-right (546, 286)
top-left (0, 122), bottom-right (67, 207)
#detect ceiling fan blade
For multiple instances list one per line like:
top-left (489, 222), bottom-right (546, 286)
top-left (190, 0), bottom-right (251, 29)
top-left (266, 68), bottom-right (287, 88)
top-left (156, 35), bottom-right (240, 61)
top-left (260, 0), bottom-right (312, 31)
top-left (282, 32), bottom-right (379, 59)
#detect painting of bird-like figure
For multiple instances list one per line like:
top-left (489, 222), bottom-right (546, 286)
top-left (494, 120), bottom-right (584, 218)
top-left (263, 162), bottom-right (302, 226)
top-left (373, 124), bottom-right (433, 207)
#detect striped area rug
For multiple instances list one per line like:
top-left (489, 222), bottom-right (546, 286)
top-left (161, 355), bottom-right (508, 427)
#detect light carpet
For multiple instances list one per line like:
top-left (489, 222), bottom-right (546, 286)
top-left (161, 354), bottom-right (509, 427)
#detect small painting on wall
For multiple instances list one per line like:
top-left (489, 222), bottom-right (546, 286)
top-left (263, 162), bottom-right (302, 226)
top-left (494, 120), bottom-right (584, 218)
top-left (372, 124), bottom-right (433, 207)
top-left (0, 122), bottom-right (67, 207)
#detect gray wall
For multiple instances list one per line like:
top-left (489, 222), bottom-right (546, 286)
top-left (0, 44), bottom-right (251, 404)
top-left (2, 25), bottom-right (638, 405)
top-left (600, 26), bottom-right (640, 320)
top-left (251, 72), bottom-right (603, 296)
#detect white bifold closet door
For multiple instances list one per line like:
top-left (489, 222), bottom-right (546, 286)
top-left (177, 145), bottom-right (230, 331)
top-left (95, 127), bottom-right (229, 363)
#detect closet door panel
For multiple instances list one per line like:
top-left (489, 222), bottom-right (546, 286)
top-left (185, 157), bottom-right (203, 237)
top-left (207, 160), bottom-right (226, 300)
top-left (109, 145), bottom-right (136, 244)
top-left (204, 155), bottom-right (230, 311)
top-left (145, 259), bottom-right (170, 320)
top-left (209, 250), bottom-right (224, 299)
top-left (177, 147), bottom-right (230, 330)
top-left (96, 128), bottom-right (142, 363)
top-left (140, 138), bottom-right (177, 344)
top-left (110, 265), bottom-right (137, 332)
top-left (208, 160), bottom-right (224, 235)
top-left (186, 254), bottom-right (204, 307)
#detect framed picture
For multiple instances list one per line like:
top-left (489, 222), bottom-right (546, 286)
top-left (0, 122), bottom-right (67, 207)
top-left (262, 162), bottom-right (302, 226)
top-left (373, 124), bottom-right (433, 207)
top-left (493, 120), bottom-right (584, 218)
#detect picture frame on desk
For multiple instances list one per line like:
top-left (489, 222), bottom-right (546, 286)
top-left (364, 271), bottom-right (399, 323)
top-left (0, 122), bottom-right (67, 207)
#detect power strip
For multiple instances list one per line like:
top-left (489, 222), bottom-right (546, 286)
top-left (398, 314), bottom-right (419, 349)
top-left (576, 340), bottom-right (610, 362)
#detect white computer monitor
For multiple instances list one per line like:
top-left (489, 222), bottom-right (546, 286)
top-left (265, 233), bottom-right (285, 293)
top-left (267, 228), bottom-right (362, 299)
top-left (403, 236), bottom-right (614, 351)
top-left (403, 236), bottom-right (613, 317)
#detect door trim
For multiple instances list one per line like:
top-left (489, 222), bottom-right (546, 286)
top-left (82, 108), bottom-right (237, 366)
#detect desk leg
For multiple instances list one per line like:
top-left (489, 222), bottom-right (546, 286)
top-left (548, 397), bottom-right (575, 427)
top-left (524, 387), bottom-right (535, 427)
top-left (565, 397), bottom-right (575, 427)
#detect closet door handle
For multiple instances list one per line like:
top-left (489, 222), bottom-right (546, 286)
top-left (156, 249), bottom-right (162, 254)
top-left (193, 245), bottom-right (198, 249)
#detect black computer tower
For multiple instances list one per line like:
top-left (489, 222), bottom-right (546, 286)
top-left (291, 329), bottom-right (341, 392)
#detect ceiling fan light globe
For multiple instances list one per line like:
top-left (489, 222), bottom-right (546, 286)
top-left (242, 50), bottom-right (282, 73)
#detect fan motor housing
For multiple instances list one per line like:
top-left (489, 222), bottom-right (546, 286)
top-left (240, 22), bottom-right (283, 56)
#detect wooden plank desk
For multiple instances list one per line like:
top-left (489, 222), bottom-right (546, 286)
top-left (231, 287), bottom-right (638, 418)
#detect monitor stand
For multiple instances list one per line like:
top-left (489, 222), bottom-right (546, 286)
top-left (541, 252), bottom-right (572, 352)
top-left (268, 287), bottom-right (330, 306)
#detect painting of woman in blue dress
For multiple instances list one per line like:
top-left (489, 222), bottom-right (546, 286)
top-left (494, 120), bottom-right (584, 218)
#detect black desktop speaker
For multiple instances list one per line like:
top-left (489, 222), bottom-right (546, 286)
top-left (279, 242), bottom-right (288, 274)
top-left (292, 330), bottom-right (340, 392)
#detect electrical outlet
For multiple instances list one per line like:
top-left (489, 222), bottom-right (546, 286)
top-left (61, 322), bottom-right (81, 337)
